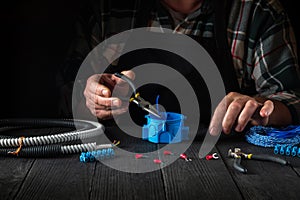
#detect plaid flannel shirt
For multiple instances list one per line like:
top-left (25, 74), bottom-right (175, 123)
top-left (62, 0), bottom-right (300, 123)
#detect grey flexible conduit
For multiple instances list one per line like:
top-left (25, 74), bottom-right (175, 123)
top-left (0, 119), bottom-right (111, 157)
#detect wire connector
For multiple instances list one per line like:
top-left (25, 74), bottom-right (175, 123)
top-left (80, 148), bottom-right (115, 163)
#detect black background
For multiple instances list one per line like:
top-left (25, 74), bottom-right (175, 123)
top-left (0, 0), bottom-right (298, 119)
top-left (0, 0), bottom-right (82, 118)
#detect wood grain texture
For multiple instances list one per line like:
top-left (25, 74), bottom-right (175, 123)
top-left (1, 127), bottom-right (299, 200)
top-left (217, 137), bottom-right (300, 200)
top-left (89, 136), bottom-right (166, 200)
top-left (14, 155), bottom-right (95, 200)
top-left (0, 157), bottom-right (34, 200)
top-left (0, 127), bottom-right (65, 200)
top-left (158, 143), bottom-right (243, 200)
top-left (90, 162), bottom-right (166, 200)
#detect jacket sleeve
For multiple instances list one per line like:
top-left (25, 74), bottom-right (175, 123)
top-left (250, 1), bottom-right (300, 124)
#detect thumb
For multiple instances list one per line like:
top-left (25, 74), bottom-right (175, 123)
top-left (121, 70), bottom-right (135, 80)
top-left (113, 70), bottom-right (135, 85)
top-left (251, 100), bottom-right (274, 126)
top-left (260, 100), bottom-right (274, 118)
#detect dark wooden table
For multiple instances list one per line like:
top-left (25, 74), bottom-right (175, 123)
top-left (0, 126), bottom-right (299, 200)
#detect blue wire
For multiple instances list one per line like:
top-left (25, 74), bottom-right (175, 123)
top-left (156, 95), bottom-right (160, 114)
top-left (245, 125), bottom-right (300, 147)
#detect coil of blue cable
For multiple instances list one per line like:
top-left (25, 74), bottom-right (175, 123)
top-left (245, 125), bottom-right (300, 147)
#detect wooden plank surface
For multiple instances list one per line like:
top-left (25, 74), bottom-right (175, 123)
top-left (0, 157), bottom-right (35, 200)
top-left (14, 156), bottom-right (95, 200)
top-left (0, 127), bottom-right (66, 200)
top-left (90, 127), bottom-right (166, 200)
top-left (1, 126), bottom-right (300, 200)
top-left (217, 136), bottom-right (300, 200)
top-left (103, 125), bottom-right (242, 199)
top-left (158, 143), bottom-right (243, 200)
top-left (90, 162), bottom-right (166, 200)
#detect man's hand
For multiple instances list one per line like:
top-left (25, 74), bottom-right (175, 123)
top-left (209, 92), bottom-right (292, 136)
top-left (83, 70), bottom-right (135, 120)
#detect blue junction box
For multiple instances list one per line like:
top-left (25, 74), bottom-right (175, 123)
top-left (142, 112), bottom-right (189, 144)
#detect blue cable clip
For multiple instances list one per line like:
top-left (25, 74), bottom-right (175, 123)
top-left (274, 145), bottom-right (280, 154)
top-left (280, 145), bottom-right (286, 155)
top-left (80, 152), bottom-right (89, 163)
top-left (292, 146), bottom-right (298, 157)
top-left (80, 148), bottom-right (115, 162)
top-left (273, 145), bottom-right (299, 157)
top-left (285, 146), bottom-right (292, 156)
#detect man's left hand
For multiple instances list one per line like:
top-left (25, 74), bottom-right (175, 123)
top-left (209, 92), bottom-right (275, 135)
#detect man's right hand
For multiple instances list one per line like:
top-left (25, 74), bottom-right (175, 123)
top-left (83, 70), bottom-right (135, 120)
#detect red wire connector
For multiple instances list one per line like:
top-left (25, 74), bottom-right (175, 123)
top-left (135, 154), bottom-right (148, 159)
top-left (180, 153), bottom-right (192, 162)
top-left (163, 150), bottom-right (173, 155)
top-left (153, 159), bottom-right (162, 164)
top-left (205, 153), bottom-right (219, 160)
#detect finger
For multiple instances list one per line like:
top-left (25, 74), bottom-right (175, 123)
top-left (88, 74), bottom-right (114, 89)
top-left (121, 70), bottom-right (135, 80)
top-left (87, 98), bottom-right (129, 111)
top-left (249, 100), bottom-right (273, 126)
top-left (97, 74), bottom-right (117, 93)
top-left (260, 100), bottom-right (274, 117)
top-left (111, 71), bottom-right (135, 96)
top-left (94, 95), bottom-right (122, 107)
top-left (89, 74), bottom-right (113, 86)
top-left (235, 100), bottom-right (259, 132)
top-left (95, 107), bottom-right (128, 120)
top-left (222, 99), bottom-right (245, 134)
top-left (209, 98), bottom-right (228, 136)
top-left (86, 99), bottom-right (112, 110)
top-left (112, 70), bottom-right (135, 85)
top-left (99, 74), bottom-right (115, 86)
top-left (86, 99), bottom-right (128, 118)
top-left (94, 84), bottom-right (111, 98)
top-left (85, 76), bottom-right (112, 98)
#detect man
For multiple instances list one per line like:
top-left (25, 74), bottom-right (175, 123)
top-left (59, 0), bottom-right (300, 135)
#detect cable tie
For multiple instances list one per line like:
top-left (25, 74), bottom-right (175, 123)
top-left (8, 136), bottom-right (25, 156)
top-left (113, 140), bottom-right (120, 146)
